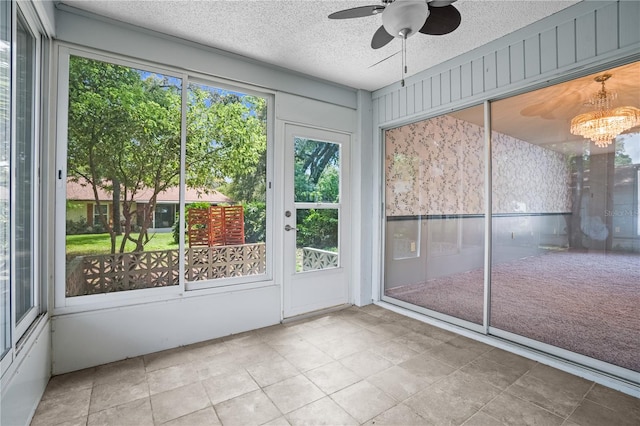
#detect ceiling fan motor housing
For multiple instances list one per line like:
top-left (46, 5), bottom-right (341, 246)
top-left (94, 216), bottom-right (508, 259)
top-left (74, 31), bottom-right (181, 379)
top-left (382, 0), bottom-right (430, 38)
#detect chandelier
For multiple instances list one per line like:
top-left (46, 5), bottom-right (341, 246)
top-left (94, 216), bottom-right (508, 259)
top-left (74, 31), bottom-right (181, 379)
top-left (570, 74), bottom-right (640, 148)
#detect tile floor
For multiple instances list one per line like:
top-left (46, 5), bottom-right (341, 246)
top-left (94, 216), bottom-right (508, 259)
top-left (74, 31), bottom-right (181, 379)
top-left (31, 305), bottom-right (640, 426)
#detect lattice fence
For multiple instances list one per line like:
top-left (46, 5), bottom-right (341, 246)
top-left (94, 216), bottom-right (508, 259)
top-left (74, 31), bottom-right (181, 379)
top-left (302, 247), bottom-right (339, 271)
top-left (66, 243), bottom-right (266, 296)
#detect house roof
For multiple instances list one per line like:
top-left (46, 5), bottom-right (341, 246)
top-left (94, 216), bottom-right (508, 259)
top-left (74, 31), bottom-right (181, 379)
top-left (66, 179), bottom-right (233, 204)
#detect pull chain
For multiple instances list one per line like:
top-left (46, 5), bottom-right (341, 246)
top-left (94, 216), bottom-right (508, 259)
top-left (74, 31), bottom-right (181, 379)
top-left (401, 35), bottom-right (406, 87)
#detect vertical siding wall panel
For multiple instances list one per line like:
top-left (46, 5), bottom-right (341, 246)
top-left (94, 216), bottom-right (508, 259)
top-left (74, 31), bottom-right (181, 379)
top-left (472, 58), bottom-right (484, 96)
top-left (557, 20), bottom-right (576, 68)
top-left (461, 62), bottom-right (472, 98)
top-left (415, 80), bottom-right (424, 112)
top-left (399, 86), bottom-right (407, 117)
top-left (483, 53), bottom-right (497, 91)
top-left (596, 3), bottom-right (618, 54)
top-left (373, 98), bottom-right (380, 127)
top-left (524, 35), bottom-right (541, 79)
top-left (540, 28), bottom-right (558, 73)
top-left (576, 12), bottom-right (596, 61)
top-left (619, 0), bottom-right (640, 47)
top-left (372, 2), bottom-right (636, 126)
top-left (422, 77), bottom-right (432, 110)
top-left (406, 84), bottom-right (415, 116)
top-left (496, 46), bottom-right (510, 87)
top-left (432, 75), bottom-right (441, 107)
top-left (510, 42), bottom-right (525, 82)
top-left (441, 71), bottom-right (451, 104)
top-left (451, 66), bottom-right (461, 101)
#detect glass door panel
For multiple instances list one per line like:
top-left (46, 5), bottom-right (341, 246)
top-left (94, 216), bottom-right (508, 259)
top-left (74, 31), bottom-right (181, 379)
top-left (490, 62), bottom-right (640, 374)
top-left (383, 105), bottom-right (485, 326)
top-left (1, 0), bottom-right (11, 360)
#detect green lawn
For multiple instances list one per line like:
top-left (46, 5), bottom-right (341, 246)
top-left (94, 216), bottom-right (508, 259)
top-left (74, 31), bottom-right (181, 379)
top-left (66, 232), bottom-right (177, 258)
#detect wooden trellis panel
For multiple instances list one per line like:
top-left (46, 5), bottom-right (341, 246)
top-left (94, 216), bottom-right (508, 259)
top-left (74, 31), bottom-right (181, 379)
top-left (187, 207), bottom-right (210, 247)
top-left (219, 205), bottom-right (245, 246)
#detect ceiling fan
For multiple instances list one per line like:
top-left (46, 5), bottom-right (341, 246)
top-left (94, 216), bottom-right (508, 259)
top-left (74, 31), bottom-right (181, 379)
top-left (328, 0), bottom-right (462, 50)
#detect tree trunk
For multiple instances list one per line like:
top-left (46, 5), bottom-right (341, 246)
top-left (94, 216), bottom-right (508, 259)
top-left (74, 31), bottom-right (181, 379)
top-left (112, 177), bottom-right (121, 235)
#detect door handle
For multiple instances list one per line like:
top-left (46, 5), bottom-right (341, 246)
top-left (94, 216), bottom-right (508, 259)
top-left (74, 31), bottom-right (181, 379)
top-left (285, 224), bottom-right (297, 232)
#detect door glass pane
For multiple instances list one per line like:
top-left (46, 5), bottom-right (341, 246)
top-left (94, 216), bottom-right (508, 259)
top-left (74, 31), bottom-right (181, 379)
top-left (1, 0), bottom-right (10, 359)
top-left (294, 138), bottom-right (340, 203)
top-left (295, 208), bottom-right (338, 272)
top-left (65, 56), bottom-right (182, 296)
top-left (490, 62), bottom-right (640, 372)
top-left (383, 106), bottom-right (485, 325)
top-left (183, 83), bottom-right (267, 283)
top-left (15, 15), bottom-right (35, 324)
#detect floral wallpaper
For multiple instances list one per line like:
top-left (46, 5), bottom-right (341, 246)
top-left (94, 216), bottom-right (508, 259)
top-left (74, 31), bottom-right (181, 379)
top-left (385, 114), bottom-right (571, 216)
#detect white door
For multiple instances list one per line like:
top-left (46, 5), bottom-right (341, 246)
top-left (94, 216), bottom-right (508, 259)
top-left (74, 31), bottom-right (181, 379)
top-left (283, 124), bottom-right (350, 318)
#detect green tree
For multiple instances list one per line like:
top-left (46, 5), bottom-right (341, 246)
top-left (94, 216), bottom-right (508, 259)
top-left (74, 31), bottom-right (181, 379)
top-left (67, 57), bottom-right (267, 253)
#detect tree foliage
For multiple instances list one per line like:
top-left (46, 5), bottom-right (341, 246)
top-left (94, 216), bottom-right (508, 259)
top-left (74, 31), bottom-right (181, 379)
top-left (67, 56), bottom-right (267, 253)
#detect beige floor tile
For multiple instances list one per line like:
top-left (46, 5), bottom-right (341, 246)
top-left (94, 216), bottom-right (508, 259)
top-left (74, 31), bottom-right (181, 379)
top-left (162, 407), bottom-right (221, 426)
top-left (363, 403), bottom-right (426, 426)
top-left (304, 361), bottom-right (361, 394)
top-left (315, 330), bottom-right (384, 360)
top-left (286, 396), bottom-right (358, 426)
top-left (339, 350), bottom-right (393, 378)
top-left (89, 375), bottom-right (149, 413)
top-left (232, 343), bottom-right (285, 368)
top-left (404, 386), bottom-right (481, 425)
top-left (433, 370), bottom-right (502, 407)
top-left (370, 339), bottom-right (420, 364)
top-left (481, 348), bottom-right (537, 372)
top-left (507, 364), bottom-right (593, 417)
top-left (51, 416), bottom-right (89, 426)
top-left (331, 381), bottom-right (396, 423)
top-left (361, 322), bottom-right (412, 339)
top-left (568, 398), bottom-right (638, 426)
top-left (584, 383), bottom-right (640, 420)
top-left (202, 368), bottom-right (260, 405)
top-left (246, 356), bottom-right (300, 387)
top-left (461, 356), bottom-right (529, 390)
top-left (31, 387), bottom-right (92, 426)
top-left (94, 357), bottom-right (146, 386)
top-left (42, 367), bottom-right (96, 401)
top-left (398, 353), bottom-right (456, 383)
top-left (367, 365), bottom-right (431, 401)
top-left (147, 361), bottom-right (200, 395)
top-left (391, 331), bottom-right (444, 353)
top-left (195, 351), bottom-right (243, 381)
top-left (214, 389), bottom-right (282, 426)
top-left (264, 375), bottom-right (325, 414)
top-left (150, 382), bottom-right (211, 424)
top-left (87, 397), bottom-right (153, 426)
top-left (283, 345), bottom-right (334, 371)
top-left (425, 341), bottom-right (484, 368)
top-left (262, 416), bottom-right (292, 426)
top-left (447, 336), bottom-right (494, 356)
top-left (480, 392), bottom-right (564, 426)
top-left (144, 347), bottom-right (195, 372)
top-left (461, 411), bottom-right (506, 426)
top-left (186, 339), bottom-right (229, 361)
top-left (223, 330), bottom-right (264, 348)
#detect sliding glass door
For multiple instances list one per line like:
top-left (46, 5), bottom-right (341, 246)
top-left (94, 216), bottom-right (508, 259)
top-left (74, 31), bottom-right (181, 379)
top-left (382, 61), bottom-right (640, 379)
top-left (383, 105), bottom-right (485, 328)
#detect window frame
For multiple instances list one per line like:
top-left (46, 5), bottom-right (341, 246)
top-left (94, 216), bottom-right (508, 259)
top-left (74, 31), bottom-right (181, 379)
top-left (54, 46), bottom-right (275, 312)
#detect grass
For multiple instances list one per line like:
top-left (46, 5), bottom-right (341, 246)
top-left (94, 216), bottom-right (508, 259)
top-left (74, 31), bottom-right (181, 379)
top-left (66, 232), bottom-right (177, 258)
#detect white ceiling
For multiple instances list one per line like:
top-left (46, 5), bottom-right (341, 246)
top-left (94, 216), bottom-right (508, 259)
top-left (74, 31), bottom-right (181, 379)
top-left (59, 0), bottom-right (582, 92)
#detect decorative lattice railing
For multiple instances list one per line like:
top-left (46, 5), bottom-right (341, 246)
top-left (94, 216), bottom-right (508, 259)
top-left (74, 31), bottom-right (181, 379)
top-left (66, 243), bottom-right (266, 297)
top-left (302, 247), bottom-right (339, 271)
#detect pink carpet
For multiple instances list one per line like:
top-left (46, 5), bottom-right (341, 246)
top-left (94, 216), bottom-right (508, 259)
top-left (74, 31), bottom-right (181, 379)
top-left (385, 251), bottom-right (640, 372)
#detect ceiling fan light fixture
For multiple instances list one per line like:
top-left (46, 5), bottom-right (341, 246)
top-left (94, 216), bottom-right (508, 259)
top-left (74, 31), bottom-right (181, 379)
top-left (382, 0), bottom-right (429, 38)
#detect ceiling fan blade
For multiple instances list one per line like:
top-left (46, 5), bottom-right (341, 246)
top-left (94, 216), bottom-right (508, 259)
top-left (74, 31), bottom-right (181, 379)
top-left (419, 4), bottom-right (462, 36)
top-left (328, 5), bottom-right (385, 19)
top-left (371, 25), bottom-right (394, 49)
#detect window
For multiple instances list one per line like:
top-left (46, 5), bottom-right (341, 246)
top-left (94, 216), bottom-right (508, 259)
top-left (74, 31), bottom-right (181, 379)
top-left (59, 50), bottom-right (272, 302)
top-left (1, 0), bottom-right (11, 363)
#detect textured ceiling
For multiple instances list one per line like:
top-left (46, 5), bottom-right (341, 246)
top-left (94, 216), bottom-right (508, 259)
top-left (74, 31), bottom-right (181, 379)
top-left (59, 0), bottom-right (582, 91)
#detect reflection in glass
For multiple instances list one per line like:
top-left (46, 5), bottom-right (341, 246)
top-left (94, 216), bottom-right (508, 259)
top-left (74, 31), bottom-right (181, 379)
top-left (1, 0), bottom-right (10, 359)
top-left (15, 15), bottom-right (35, 325)
top-left (490, 61), bottom-right (640, 372)
top-left (294, 138), bottom-right (340, 203)
top-left (383, 106), bottom-right (485, 325)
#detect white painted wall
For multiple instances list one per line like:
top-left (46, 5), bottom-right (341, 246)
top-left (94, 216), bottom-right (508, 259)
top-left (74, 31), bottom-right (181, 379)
top-left (0, 320), bottom-right (51, 426)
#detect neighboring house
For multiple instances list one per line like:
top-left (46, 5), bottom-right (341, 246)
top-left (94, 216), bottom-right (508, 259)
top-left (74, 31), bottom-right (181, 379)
top-left (66, 179), bottom-right (233, 230)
